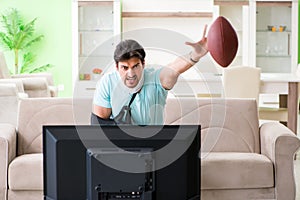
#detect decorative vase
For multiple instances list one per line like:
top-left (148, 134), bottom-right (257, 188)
top-left (93, 74), bottom-right (101, 80)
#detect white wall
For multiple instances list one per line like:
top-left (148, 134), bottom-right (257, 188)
top-left (121, 0), bottom-right (221, 77)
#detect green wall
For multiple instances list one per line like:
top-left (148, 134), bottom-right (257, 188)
top-left (0, 0), bottom-right (72, 97)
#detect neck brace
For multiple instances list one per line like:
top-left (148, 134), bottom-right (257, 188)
top-left (120, 70), bottom-right (144, 94)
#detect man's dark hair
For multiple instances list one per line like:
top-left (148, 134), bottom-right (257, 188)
top-left (114, 39), bottom-right (146, 64)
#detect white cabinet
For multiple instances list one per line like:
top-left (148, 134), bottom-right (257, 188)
top-left (72, 0), bottom-right (121, 98)
top-left (255, 3), bottom-right (293, 73)
top-left (215, 0), bottom-right (298, 73)
top-left (71, 0), bottom-right (298, 98)
top-left (249, 0), bottom-right (298, 73)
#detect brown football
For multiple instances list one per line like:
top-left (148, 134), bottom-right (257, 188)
top-left (207, 16), bottom-right (238, 67)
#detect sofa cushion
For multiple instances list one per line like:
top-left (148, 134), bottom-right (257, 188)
top-left (164, 98), bottom-right (260, 153)
top-left (17, 98), bottom-right (91, 155)
top-left (17, 98), bottom-right (74, 155)
top-left (201, 152), bottom-right (274, 189)
top-left (8, 153), bottom-right (42, 190)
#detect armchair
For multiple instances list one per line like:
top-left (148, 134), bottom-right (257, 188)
top-left (0, 52), bottom-right (57, 97)
top-left (164, 97), bottom-right (300, 200)
top-left (11, 73), bottom-right (58, 97)
top-left (15, 77), bottom-right (51, 98)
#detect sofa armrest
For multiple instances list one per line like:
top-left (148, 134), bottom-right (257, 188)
top-left (0, 124), bottom-right (16, 193)
top-left (17, 92), bottom-right (29, 99)
top-left (260, 122), bottom-right (300, 200)
top-left (49, 85), bottom-right (58, 97)
top-left (0, 79), bottom-right (25, 93)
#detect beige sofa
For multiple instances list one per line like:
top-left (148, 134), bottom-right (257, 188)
top-left (0, 97), bottom-right (299, 200)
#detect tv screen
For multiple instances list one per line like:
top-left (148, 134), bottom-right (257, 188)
top-left (43, 125), bottom-right (200, 200)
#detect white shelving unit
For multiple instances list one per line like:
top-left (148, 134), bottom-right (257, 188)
top-left (214, 0), bottom-right (298, 74)
top-left (72, 0), bottom-right (121, 98)
top-left (249, 0), bottom-right (298, 73)
top-left (255, 3), bottom-right (293, 73)
top-left (71, 0), bottom-right (298, 98)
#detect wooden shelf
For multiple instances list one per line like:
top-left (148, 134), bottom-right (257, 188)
top-left (214, 0), bottom-right (249, 6)
top-left (256, 1), bottom-right (291, 7)
top-left (78, 1), bottom-right (113, 6)
top-left (214, 0), bottom-right (291, 6)
top-left (122, 12), bottom-right (213, 18)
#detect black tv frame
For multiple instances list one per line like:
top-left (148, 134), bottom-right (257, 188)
top-left (43, 125), bottom-right (200, 200)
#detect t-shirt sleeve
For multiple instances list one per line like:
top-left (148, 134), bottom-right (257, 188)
top-left (154, 68), bottom-right (168, 98)
top-left (93, 74), bottom-right (112, 108)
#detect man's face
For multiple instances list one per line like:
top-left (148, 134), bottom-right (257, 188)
top-left (117, 57), bottom-right (144, 88)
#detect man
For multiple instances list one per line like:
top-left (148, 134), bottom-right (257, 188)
top-left (92, 26), bottom-right (208, 125)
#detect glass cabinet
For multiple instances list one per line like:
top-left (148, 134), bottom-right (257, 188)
top-left (72, 0), bottom-right (121, 97)
top-left (256, 3), bottom-right (292, 73)
top-left (214, 0), bottom-right (298, 73)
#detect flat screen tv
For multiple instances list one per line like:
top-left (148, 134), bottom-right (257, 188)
top-left (43, 125), bottom-right (200, 200)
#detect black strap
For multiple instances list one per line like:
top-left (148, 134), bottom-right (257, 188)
top-left (128, 92), bottom-right (137, 107)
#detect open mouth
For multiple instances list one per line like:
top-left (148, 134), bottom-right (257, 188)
top-left (126, 76), bottom-right (137, 86)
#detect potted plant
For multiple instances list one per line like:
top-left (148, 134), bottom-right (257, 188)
top-left (0, 8), bottom-right (52, 75)
top-left (92, 67), bottom-right (102, 80)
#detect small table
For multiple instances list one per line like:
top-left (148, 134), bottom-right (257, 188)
top-left (260, 73), bottom-right (300, 134)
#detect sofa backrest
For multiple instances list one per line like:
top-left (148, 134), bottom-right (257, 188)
top-left (17, 97), bottom-right (92, 155)
top-left (20, 77), bottom-right (51, 98)
top-left (17, 97), bottom-right (259, 155)
top-left (12, 72), bottom-right (55, 86)
top-left (164, 98), bottom-right (260, 153)
top-left (0, 83), bottom-right (19, 126)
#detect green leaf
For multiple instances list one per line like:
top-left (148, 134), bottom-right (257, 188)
top-left (0, 32), bottom-right (13, 50)
top-left (0, 8), bottom-right (50, 75)
top-left (23, 35), bottom-right (43, 49)
top-left (27, 64), bottom-right (53, 73)
top-left (20, 52), bottom-right (36, 73)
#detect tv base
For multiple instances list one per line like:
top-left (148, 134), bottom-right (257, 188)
top-left (87, 148), bottom-right (155, 200)
top-left (98, 192), bottom-right (153, 200)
